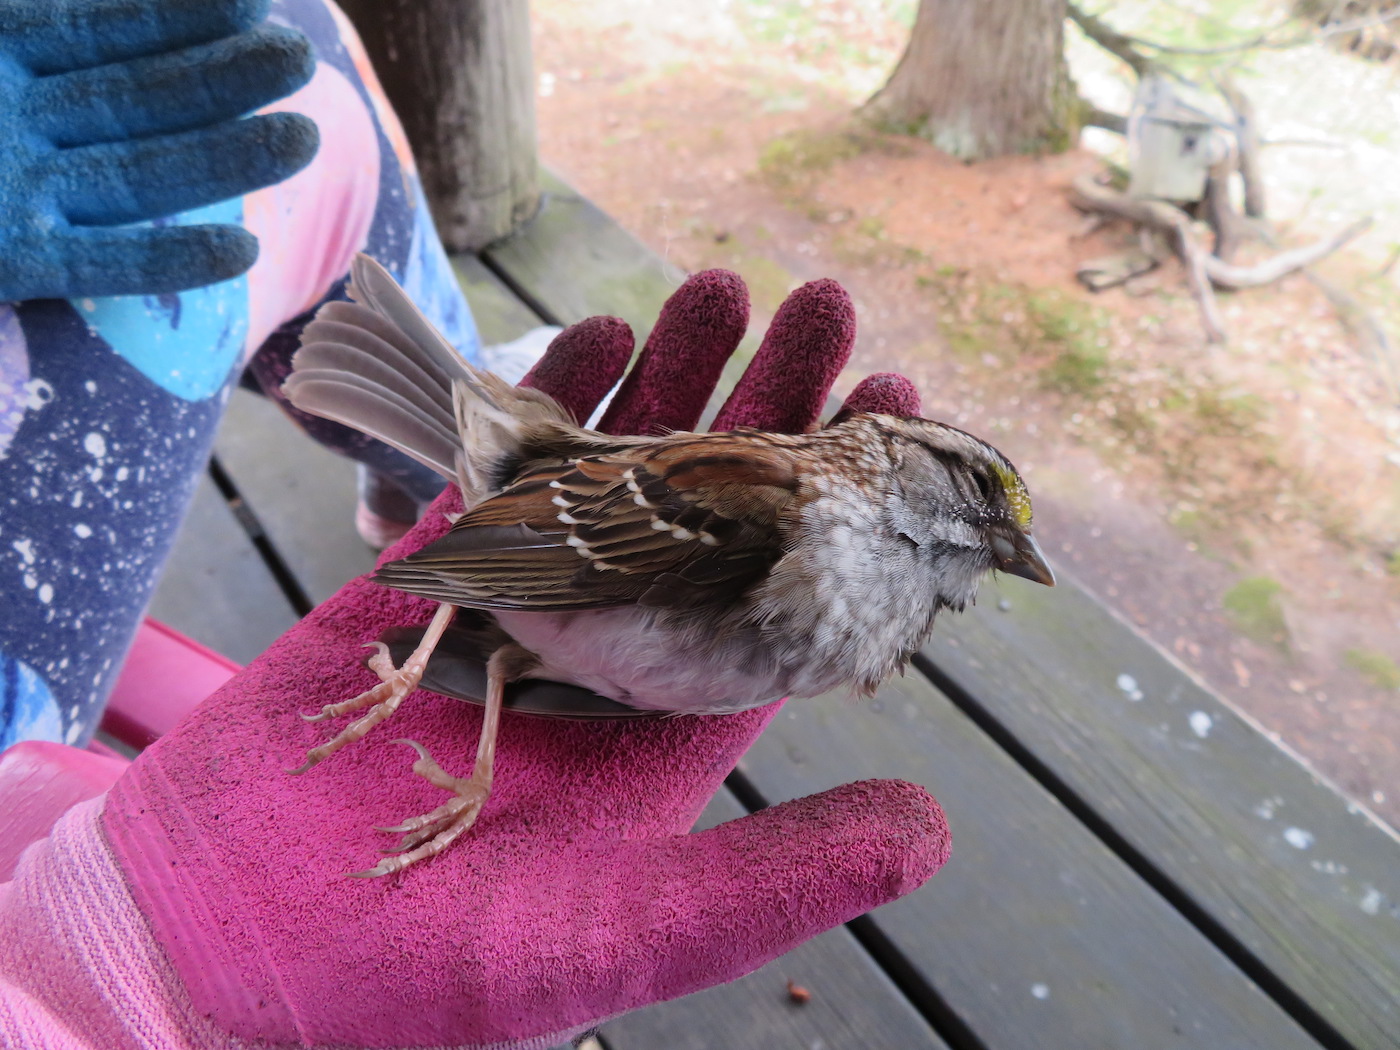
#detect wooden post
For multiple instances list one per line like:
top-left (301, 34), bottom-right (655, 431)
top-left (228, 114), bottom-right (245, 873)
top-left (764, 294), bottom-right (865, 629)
top-left (339, 0), bottom-right (540, 252)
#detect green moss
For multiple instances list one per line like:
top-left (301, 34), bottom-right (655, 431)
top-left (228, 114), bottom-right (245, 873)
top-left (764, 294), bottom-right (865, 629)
top-left (1223, 576), bottom-right (1290, 649)
top-left (910, 271), bottom-right (1113, 376)
top-left (1345, 648), bottom-right (1400, 691)
top-left (1043, 343), bottom-right (1110, 395)
top-left (1027, 291), bottom-right (1113, 395)
top-left (758, 128), bottom-right (867, 188)
top-left (856, 216), bottom-right (886, 241)
top-left (1386, 549), bottom-right (1400, 576)
top-left (1188, 388), bottom-right (1268, 436)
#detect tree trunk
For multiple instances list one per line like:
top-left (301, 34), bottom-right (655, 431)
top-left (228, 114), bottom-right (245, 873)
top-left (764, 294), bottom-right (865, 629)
top-left (865, 0), bottom-right (1078, 161)
top-left (339, 0), bottom-right (539, 252)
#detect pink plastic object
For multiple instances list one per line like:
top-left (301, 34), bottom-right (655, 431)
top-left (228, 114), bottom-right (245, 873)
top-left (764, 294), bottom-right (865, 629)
top-left (92, 271), bottom-right (949, 1048)
top-left (0, 743), bottom-right (128, 880)
top-left (102, 618), bottom-right (242, 750)
top-left (1, 620), bottom-right (238, 881)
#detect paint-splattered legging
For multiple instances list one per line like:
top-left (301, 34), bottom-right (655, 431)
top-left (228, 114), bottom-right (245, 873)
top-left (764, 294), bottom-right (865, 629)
top-left (0, 0), bottom-right (479, 748)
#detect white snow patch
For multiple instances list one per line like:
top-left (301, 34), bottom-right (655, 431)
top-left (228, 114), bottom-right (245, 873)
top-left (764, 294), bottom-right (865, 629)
top-left (1189, 711), bottom-right (1213, 738)
top-left (1031, 983), bottom-right (1050, 1000)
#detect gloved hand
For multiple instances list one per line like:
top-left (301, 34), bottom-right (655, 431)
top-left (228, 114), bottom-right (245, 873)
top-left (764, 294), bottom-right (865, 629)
top-left (0, 272), bottom-right (949, 1049)
top-left (0, 0), bottom-right (318, 301)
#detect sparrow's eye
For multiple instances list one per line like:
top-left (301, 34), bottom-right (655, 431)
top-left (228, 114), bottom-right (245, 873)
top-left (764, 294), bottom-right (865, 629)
top-left (973, 472), bottom-right (994, 503)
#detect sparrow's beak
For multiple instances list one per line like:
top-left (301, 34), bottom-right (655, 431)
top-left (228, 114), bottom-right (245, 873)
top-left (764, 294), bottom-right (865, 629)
top-left (992, 531), bottom-right (1056, 587)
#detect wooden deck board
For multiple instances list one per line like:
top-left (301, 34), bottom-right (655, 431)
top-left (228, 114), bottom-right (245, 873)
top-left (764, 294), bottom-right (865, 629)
top-left (737, 671), bottom-right (1321, 1050)
top-left (483, 169), bottom-right (685, 341)
top-left (601, 790), bottom-right (950, 1050)
top-left (147, 472), bottom-right (300, 663)
top-left (451, 252), bottom-right (546, 346)
top-left (923, 572), bottom-right (1400, 1050)
top-left (212, 388), bottom-right (374, 608)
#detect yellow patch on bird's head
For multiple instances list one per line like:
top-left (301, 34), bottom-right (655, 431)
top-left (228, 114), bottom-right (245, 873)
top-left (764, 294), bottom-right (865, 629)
top-left (993, 461), bottom-right (1033, 531)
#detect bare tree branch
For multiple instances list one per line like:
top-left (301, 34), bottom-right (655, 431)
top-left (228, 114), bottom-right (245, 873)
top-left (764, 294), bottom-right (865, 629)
top-left (1215, 72), bottom-right (1266, 218)
top-left (1068, 178), bottom-right (1374, 344)
top-left (1082, 103), bottom-right (1128, 134)
top-left (1068, 2), bottom-right (1400, 62)
top-left (1067, 176), bottom-right (1226, 341)
top-left (1065, 4), bottom-right (1159, 75)
top-left (1202, 217), bottom-right (1373, 287)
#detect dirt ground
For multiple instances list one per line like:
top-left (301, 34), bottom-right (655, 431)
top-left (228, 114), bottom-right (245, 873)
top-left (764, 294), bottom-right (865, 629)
top-left (530, 1), bottom-right (1400, 829)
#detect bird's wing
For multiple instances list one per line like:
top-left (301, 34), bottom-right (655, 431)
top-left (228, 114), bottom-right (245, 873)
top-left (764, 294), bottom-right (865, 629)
top-left (373, 432), bottom-right (802, 612)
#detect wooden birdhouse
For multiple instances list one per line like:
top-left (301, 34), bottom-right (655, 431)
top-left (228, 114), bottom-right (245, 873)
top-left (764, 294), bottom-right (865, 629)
top-left (1127, 75), bottom-right (1234, 203)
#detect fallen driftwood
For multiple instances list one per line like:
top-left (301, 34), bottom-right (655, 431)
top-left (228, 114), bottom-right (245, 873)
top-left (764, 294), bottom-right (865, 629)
top-left (1069, 175), bottom-right (1226, 341)
top-left (1069, 175), bottom-right (1372, 342)
top-left (1203, 216), bottom-right (1373, 288)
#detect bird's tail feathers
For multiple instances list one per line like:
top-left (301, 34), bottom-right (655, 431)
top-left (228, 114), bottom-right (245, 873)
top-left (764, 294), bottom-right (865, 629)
top-left (284, 253), bottom-right (572, 506)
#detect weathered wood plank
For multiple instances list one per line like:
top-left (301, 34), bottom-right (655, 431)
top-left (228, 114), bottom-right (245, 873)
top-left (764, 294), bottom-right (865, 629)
top-left (211, 389), bottom-right (374, 607)
top-left (147, 472), bottom-right (299, 664)
top-left (738, 672), bottom-right (1322, 1050)
top-left (482, 169), bottom-right (685, 341)
top-left (922, 573), bottom-right (1400, 1050)
top-left (484, 170), bottom-right (774, 423)
top-left (451, 253), bottom-right (546, 347)
top-left (601, 790), bottom-right (950, 1050)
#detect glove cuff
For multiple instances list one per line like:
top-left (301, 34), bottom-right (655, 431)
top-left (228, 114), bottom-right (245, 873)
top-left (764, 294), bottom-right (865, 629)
top-left (1, 797), bottom-right (593, 1050)
top-left (0, 797), bottom-right (207, 1049)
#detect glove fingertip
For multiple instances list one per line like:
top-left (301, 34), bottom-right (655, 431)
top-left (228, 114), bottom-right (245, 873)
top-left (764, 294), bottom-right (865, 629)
top-left (712, 277), bottom-right (855, 433)
top-left (255, 110), bottom-right (321, 178)
top-left (521, 316), bottom-right (634, 423)
top-left (68, 224), bottom-right (260, 297)
top-left (733, 778), bottom-right (950, 901)
top-left (588, 779), bottom-right (948, 1010)
top-left (172, 225), bottom-right (261, 285)
top-left (829, 371), bottom-right (922, 426)
top-left (261, 23), bottom-right (316, 92)
top-left (598, 268), bottom-right (749, 436)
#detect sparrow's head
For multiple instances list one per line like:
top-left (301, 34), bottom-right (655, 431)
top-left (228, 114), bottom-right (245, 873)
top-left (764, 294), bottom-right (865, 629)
top-left (875, 414), bottom-right (1055, 593)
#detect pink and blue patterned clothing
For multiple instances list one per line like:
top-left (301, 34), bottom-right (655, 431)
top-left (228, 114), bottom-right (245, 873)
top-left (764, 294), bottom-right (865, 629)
top-left (0, 0), bottom-right (479, 747)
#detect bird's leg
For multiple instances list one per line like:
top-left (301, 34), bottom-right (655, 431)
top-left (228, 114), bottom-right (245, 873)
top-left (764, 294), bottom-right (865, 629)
top-left (350, 643), bottom-right (536, 878)
top-left (289, 602), bottom-right (457, 774)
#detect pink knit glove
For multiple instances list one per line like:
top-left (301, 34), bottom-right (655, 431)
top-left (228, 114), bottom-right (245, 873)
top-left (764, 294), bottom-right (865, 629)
top-left (0, 272), bottom-right (949, 1050)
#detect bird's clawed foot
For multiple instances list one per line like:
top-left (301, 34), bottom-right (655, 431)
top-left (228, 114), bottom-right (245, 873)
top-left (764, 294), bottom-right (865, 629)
top-left (288, 603), bottom-right (458, 775)
top-left (347, 739), bottom-right (492, 878)
top-left (287, 643), bottom-right (424, 775)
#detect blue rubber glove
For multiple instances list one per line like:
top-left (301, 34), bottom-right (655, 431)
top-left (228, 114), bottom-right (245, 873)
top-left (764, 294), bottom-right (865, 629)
top-left (0, 0), bottom-right (319, 301)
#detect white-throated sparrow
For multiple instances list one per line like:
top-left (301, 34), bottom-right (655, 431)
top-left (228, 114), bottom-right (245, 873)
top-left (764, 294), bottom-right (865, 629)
top-left (283, 254), bottom-right (1053, 875)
